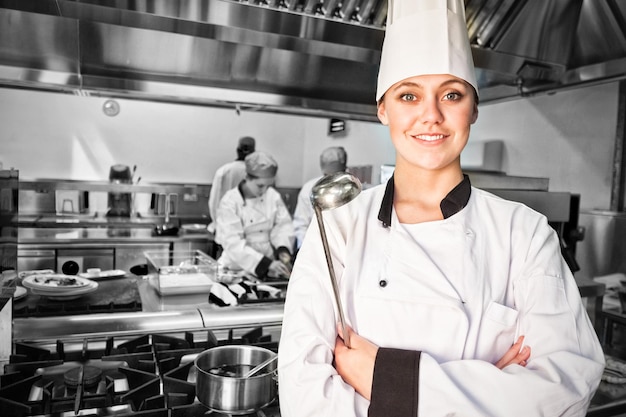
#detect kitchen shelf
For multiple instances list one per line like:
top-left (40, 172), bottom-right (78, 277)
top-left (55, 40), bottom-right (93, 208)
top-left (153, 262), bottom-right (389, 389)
top-left (19, 179), bottom-right (210, 195)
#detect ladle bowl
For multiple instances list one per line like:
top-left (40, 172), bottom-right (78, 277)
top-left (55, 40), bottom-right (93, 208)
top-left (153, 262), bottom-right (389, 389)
top-left (309, 171), bottom-right (362, 348)
top-left (310, 172), bottom-right (362, 210)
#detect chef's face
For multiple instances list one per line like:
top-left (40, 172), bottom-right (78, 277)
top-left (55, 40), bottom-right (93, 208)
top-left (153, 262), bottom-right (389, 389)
top-left (245, 176), bottom-right (275, 197)
top-left (377, 74), bottom-right (478, 174)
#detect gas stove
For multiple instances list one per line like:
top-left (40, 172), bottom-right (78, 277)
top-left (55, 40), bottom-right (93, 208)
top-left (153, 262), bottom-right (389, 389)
top-left (0, 327), bottom-right (281, 417)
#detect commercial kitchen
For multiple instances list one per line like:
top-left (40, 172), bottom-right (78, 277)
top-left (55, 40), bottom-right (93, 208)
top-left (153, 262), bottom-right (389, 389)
top-left (1, 0), bottom-right (626, 415)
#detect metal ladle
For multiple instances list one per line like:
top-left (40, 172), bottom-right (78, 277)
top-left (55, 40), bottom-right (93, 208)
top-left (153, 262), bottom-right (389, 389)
top-left (310, 172), bottom-right (362, 348)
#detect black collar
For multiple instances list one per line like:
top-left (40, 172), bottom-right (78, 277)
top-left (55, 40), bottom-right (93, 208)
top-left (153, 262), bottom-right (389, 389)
top-left (377, 174), bottom-right (472, 228)
top-left (237, 180), bottom-right (248, 205)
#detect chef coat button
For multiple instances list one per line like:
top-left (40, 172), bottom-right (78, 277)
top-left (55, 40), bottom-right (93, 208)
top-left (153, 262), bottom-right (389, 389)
top-left (379, 279), bottom-right (387, 288)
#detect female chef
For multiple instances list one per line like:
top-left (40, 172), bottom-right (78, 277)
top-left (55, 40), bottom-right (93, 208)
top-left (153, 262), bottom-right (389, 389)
top-left (277, 0), bottom-right (605, 416)
top-left (215, 151), bottom-right (294, 280)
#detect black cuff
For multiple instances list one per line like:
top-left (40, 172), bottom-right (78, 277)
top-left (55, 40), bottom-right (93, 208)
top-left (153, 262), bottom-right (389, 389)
top-left (275, 246), bottom-right (292, 259)
top-left (254, 256), bottom-right (273, 279)
top-left (368, 348), bottom-right (421, 417)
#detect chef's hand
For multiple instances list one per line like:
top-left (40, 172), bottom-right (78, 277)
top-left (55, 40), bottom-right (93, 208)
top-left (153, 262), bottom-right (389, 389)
top-left (495, 335), bottom-right (531, 369)
top-left (267, 260), bottom-right (291, 279)
top-left (334, 325), bottom-right (378, 401)
top-left (278, 251), bottom-right (292, 266)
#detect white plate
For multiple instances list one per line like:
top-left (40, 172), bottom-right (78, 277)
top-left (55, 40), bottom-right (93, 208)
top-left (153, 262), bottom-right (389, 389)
top-left (29, 280), bottom-right (98, 300)
top-left (13, 286), bottom-right (27, 301)
top-left (28, 279), bottom-right (98, 293)
top-left (78, 269), bottom-right (126, 280)
top-left (22, 274), bottom-right (94, 291)
top-left (29, 280), bottom-right (98, 295)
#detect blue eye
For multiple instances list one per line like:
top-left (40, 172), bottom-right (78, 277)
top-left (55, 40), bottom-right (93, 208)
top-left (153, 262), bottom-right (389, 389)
top-left (444, 92), bottom-right (462, 101)
top-left (400, 93), bottom-right (416, 101)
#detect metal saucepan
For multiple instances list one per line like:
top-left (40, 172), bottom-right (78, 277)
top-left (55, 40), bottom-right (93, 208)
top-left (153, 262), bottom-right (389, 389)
top-left (194, 345), bottom-right (278, 414)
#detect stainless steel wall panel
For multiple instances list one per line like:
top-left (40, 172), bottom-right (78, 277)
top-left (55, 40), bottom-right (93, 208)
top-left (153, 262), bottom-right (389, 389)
top-left (0, 9), bottom-right (80, 88)
top-left (1, 0), bottom-right (625, 114)
top-left (78, 20), bottom-right (379, 107)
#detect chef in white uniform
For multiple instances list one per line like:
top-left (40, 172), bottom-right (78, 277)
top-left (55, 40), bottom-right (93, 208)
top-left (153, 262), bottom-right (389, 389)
top-left (207, 136), bottom-right (256, 233)
top-left (215, 151), bottom-right (294, 280)
top-left (292, 146), bottom-right (348, 250)
top-left (277, 0), bottom-right (605, 416)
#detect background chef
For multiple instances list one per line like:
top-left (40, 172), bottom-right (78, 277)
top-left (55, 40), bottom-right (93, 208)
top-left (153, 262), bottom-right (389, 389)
top-left (292, 146), bottom-right (348, 251)
top-left (214, 151), bottom-right (294, 280)
top-left (207, 136), bottom-right (256, 233)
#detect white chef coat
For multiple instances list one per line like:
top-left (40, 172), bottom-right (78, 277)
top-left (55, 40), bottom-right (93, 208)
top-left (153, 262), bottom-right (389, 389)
top-left (278, 182), bottom-right (604, 417)
top-left (292, 175), bottom-right (322, 249)
top-left (208, 160), bottom-right (247, 225)
top-left (215, 185), bottom-right (294, 275)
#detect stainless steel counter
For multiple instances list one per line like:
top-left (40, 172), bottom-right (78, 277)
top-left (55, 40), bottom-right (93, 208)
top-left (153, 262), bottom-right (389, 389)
top-left (12, 274), bottom-right (284, 343)
top-left (12, 273), bottom-right (600, 347)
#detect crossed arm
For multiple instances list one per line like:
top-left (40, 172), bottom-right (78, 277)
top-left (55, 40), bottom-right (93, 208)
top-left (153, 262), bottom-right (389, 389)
top-left (333, 326), bottom-right (531, 401)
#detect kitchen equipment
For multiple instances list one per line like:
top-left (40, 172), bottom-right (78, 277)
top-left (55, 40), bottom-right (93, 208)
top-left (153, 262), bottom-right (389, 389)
top-left (310, 172), bottom-right (362, 348)
top-left (154, 193), bottom-right (179, 235)
top-left (73, 365), bottom-right (84, 414)
top-left (61, 260), bottom-right (80, 275)
top-left (154, 222), bottom-right (179, 236)
top-left (55, 190), bottom-right (89, 215)
top-left (106, 164), bottom-right (132, 217)
top-left (57, 248), bottom-right (115, 276)
top-left (1, 326), bottom-right (281, 417)
top-left (194, 345), bottom-right (278, 414)
top-left (16, 249), bottom-right (55, 274)
top-left (145, 249), bottom-right (217, 295)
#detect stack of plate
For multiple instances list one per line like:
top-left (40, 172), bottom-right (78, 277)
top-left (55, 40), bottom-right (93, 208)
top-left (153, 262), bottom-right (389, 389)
top-left (21, 274), bottom-right (98, 300)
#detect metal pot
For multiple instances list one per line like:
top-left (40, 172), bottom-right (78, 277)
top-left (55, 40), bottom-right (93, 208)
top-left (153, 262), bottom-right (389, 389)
top-left (194, 345), bottom-right (277, 414)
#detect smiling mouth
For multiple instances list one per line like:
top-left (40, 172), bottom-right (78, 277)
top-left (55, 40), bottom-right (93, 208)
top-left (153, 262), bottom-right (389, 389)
top-left (413, 134), bottom-right (445, 142)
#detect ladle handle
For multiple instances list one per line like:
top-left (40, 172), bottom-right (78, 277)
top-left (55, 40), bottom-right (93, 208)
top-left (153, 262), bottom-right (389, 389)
top-left (314, 206), bottom-right (351, 348)
top-left (243, 355), bottom-right (278, 378)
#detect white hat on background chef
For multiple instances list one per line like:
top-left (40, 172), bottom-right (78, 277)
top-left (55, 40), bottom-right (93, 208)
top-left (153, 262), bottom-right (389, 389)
top-left (245, 151), bottom-right (278, 178)
top-left (320, 146), bottom-right (347, 175)
top-left (376, 0), bottom-right (478, 101)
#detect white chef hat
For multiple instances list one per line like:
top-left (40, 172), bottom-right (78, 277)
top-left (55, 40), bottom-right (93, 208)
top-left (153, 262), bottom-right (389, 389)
top-left (320, 146), bottom-right (347, 174)
top-left (245, 151), bottom-right (278, 178)
top-left (376, 0), bottom-right (478, 102)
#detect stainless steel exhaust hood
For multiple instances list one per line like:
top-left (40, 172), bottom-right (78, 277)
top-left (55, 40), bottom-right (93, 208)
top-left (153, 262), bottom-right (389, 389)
top-left (0, 0), bottom-right (625, 121)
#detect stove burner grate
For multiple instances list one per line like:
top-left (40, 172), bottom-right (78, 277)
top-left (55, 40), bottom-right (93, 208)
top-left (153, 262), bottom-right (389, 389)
top-left (1, 327), bottom-right (280, 416)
